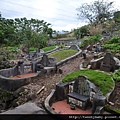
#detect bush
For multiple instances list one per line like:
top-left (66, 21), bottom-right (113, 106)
top-left (29, 47), bottom-right (37, 51)
top-left (102, 36), bottom-right (120, 53)
top-left (79, 34), bottom-right (101, 48)
top-left (105, 35), bottom-right (120, 44)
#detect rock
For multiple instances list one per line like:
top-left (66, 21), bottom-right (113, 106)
top-left (13, 87), bottom-right (25, 98)
top-left (26, 93), bottom-right (37, 101)
top-left (1, 102), bottom-right (47, 114)
top-left (23, 89), bottom-right (29, 95)
top-left (12, 99), bottom-right (19, 107)
top-left (44, 88), bottom-right (47, 92)
top-left (41, 98), bottom-right (44, 102)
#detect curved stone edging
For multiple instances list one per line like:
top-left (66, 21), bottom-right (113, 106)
top-left (44, 89), bottom-right (58, 114)
top-left (0, 71), bottom-right (41, 91)
top-left (33, 46), bottom-right (59, 61)
top-left (56, 45), bottom-right (82, 68)
top-left (105, 77), bottom-right (115, 102)
top-left (0, 65), bottom-right (19, 77)
top-left (44, 46), bottom-right (59, 55)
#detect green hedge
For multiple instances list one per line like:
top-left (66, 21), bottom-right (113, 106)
top-left (62, 69), bottom-right (114, 96)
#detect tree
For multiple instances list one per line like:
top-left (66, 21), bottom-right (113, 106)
top-left (74, 25), bottom-right (89, 39)
top-left (80, 25), bottom-right (89, 38)
top-left (76, 0), bottom-right (115, 24)
top-left (74, 28), bottom-right (80, 40)
top-left (0, 12), bottom-right (53, 48)
top-left (114, 11), bottom-right (120, 23)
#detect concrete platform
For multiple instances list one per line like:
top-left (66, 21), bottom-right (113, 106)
top-left (51, 100), bottom-right (92, 114)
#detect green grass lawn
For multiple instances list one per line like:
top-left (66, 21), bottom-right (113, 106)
top-left (58, 36), bottom-right (76, 40)
top-left (42, 45), bottom-right (56, 52)
top-left (29, 45), bottom-right (56, 52)
top-left (49, 49), bottom-right (77, 62)
top-left (62, 69), bottom-right (114, 96)
top-left (111, 69), bottom-right (120, 82)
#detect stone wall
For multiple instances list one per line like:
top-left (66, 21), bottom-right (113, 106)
top-left (56, 45), bottom-right (82, 69)
top-left (90, 57), bottom-right (104, 70)
top-left (0, 71), bottom-right (41, 91)
top-left (0, 65), bottom-right (19, 77)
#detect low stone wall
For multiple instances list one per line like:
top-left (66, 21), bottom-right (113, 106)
top-left (44, 89), bottom-right (57, 114)
top-left (105, 78), bottom-right (115, 102)
top-left (56, 45), bottom-right (82, 69)
top-left (44, 46), bottom-right (59, 55)
top-left (44, 74), bottom-right (115, 114)
top-left (0, 71), bottom-right (41, 91)
top-left (28, 46), bottom-right (59, 61)
top-left (0, 65), bottom-right (19, 77)
top-left (90, 57), bottom-right (104, 70)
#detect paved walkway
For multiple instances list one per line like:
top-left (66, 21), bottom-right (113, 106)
top-left (51, 100), bottom-right (92, 114)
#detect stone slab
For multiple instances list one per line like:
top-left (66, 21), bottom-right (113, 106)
top-left (1, 102), bottom-right (47, 114)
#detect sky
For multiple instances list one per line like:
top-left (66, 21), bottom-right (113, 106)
top-left (0, 0), bottom-right (120, 32)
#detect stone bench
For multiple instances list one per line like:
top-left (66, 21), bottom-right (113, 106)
top-left (67, 92), bottom-right (90, 110)
top-left (44, 67), bottom-right (55, 75)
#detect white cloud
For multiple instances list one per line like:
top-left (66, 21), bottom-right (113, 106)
top-left (0, 0), bottom-right (120, 31)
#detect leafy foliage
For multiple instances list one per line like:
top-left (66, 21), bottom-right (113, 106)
top-left (102, 36), bottom-right (120, 52)
top-left (114, 11), bottom-right (120, 23)
top-left (0, 15), bottom-right (53, 48)
top-left (42, 45), bottom-right (56, 52)
top-left (79, 33), bottom-right (101, 48)
top-left (111, 69), bottom-right (120, 82)
top-left (76, 0), bottom-right (115, 24)
top-left (74, 25), bottom-right (89, 39)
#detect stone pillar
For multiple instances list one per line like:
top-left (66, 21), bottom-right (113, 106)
top-left (92, 92), bottom-right (106, 114)
top-left (18, 60), bottom-right (24, 75)
top-left (56, 81), bottom-right (69, 101)
top-left (32, 61), bottom-right (36, 73)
